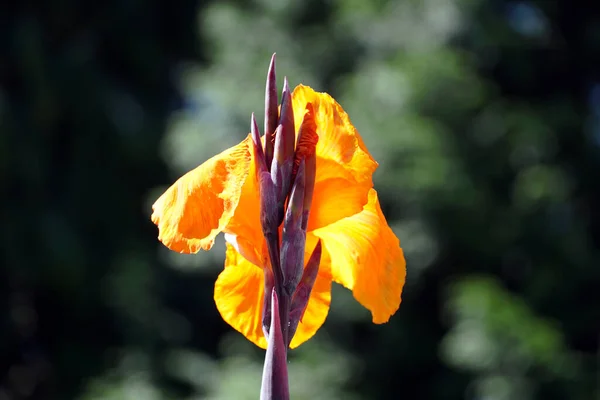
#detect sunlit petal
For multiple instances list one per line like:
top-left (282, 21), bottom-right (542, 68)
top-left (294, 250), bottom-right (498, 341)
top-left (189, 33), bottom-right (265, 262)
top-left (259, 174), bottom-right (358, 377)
top-left (291, 85), bottom-right (378, 231)
top-left (291, 85), bottom-right (378, 185)
top-left (215, 243), bottom-right (267, 348)
top-left (312, 189), bottom-right (406, 323)
top-left (223, 138), bottom-right (268, 265)
top-left (151, 136), bottom-right (252, 253)
top-left (308, 175), bottom-right (372, 232)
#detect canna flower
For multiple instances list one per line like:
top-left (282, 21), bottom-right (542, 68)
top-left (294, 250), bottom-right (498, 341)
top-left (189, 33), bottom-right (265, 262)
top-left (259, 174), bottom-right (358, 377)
top-left (151, 74), bottom-right (406, 349)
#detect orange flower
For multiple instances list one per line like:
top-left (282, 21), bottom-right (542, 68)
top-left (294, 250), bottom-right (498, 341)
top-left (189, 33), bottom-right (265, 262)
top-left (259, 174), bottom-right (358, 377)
top-left (152, 85), bottom-right (406, 348)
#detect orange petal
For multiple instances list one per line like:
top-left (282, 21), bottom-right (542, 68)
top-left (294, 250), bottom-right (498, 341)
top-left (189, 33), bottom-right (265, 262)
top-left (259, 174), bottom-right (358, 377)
top-left (307, 174), bottom-right (372, 232)
top-left (151, 136), bottom-right (252, 253)
top-left (312, 189), bottom-right (406, 324)
top-left (291, 85), bottom-right (378, 231)
top-left (214, 243), bottom-right (267, 348)
top-left (291, 85), bottom-right (378, 186)
top-left (223, 134), bottom-right (267, 267)
top-left (215, 243), bottom-right (331, 349)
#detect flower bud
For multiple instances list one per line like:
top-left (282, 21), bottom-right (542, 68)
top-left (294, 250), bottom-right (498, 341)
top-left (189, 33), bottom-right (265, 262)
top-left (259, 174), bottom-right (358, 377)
top-left (292, 104), bottom-right (318, 229)
top-left (270, 78), bottom-right (295, 226)
top-left (264, 54), bottom-right (278, 169)
top-left (287, 240), bottom-right (322, 345)
top-left (252, 114), bottom-right (279, 237)
top-left (280, 160), bottom-right (306, 297)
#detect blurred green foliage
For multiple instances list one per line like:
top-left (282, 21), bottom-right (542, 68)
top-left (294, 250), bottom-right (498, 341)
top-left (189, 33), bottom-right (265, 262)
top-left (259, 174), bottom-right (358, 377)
top-left (1, 0), bottom-right (599, 399)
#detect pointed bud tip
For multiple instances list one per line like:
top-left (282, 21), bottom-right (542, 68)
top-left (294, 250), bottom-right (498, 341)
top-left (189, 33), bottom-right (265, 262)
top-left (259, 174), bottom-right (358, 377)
top-left (312, 241), bottom-right (322, 264)
top-left (251, 113), bottom-right (267, 173)
top-left (267, 56), bottom-right (277, 82)
top-left (251, 112), bottom-right (260, 136)
top-left (251, 113), bottom-right (262, 146)
top-left (265, 55), bottom-right (278, 169)
top-left (270, 288), bottom-right (279, 321)
top-left (282, 77), bottom-right (290, 93)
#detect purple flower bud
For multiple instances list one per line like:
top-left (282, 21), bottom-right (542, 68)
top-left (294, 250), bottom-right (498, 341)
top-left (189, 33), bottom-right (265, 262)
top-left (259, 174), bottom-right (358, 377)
top-left (292, 104), bottom-right (318, 230)
top-left (287, 240), bottom-right (322, 346)
top-left (264, 54), bottom-right (278, 169)
top-left (260, 289), bottom-right (290, 400)
top-left (251, 113), bottom-right (267, 172)
top-left (253, 113), bottom-right (284, 296)
top-left (280, 160), bottom-right (306, 297)
top-left (279, 77), bottom-right (296, 162)
top-left (259, 169), bottom-right (283, 279)
top-left (271, 78), bottom-right (296, 226)
top-left (253, 115), bottom-right (279, 238)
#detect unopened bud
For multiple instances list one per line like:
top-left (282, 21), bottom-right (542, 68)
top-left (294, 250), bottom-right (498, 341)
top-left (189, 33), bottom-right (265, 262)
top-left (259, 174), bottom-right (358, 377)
top-left (259, 170), bottom-right (278, 236)
top-left (280, 160), bottom-right (306, 297)
top-left (287, 240), bottom-right (322, 345)
top-left (292, 104), bottom-right (318, 230)
top-left (264, 54), bottom-right (278, 169)
top-left (270, 78), bottom-right (296, 226)
top-left (251, 114), bottom-right (279, 236)
top-left (251, 113), bottom-right (267, 172)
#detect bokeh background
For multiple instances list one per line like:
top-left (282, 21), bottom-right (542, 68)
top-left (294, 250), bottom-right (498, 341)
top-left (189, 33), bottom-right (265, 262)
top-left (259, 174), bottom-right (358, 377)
top-left (2, 0), bottom-right (599, 399)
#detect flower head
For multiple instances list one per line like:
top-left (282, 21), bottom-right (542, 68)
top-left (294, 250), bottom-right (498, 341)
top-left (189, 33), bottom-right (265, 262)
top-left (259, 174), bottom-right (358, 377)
top-left (151, 58), bottom-right (406, 349)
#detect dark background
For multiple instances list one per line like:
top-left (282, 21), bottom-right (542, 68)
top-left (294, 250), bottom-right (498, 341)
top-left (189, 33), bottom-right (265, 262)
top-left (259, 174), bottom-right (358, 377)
top-left (1, 0), bottom-right (599, 399)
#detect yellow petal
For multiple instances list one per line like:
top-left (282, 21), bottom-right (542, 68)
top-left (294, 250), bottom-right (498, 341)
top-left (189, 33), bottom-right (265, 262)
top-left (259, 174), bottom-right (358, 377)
top-left (214, 243), bottom-right (267, 348)
top-left (291, 85), bottom-right (378, 186)
top-left (223, 135), bottom-right (267, 267)
top-left (312, 189), bottom-right (406, 323)
top-left (151, 136), bottom-right (252, 253)
top-left (291, 85), bottom-right (378, 231)
top-left (307, 174), bottom-right (372, 232)
top-left (215, 243), bottom-right (332, 349)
